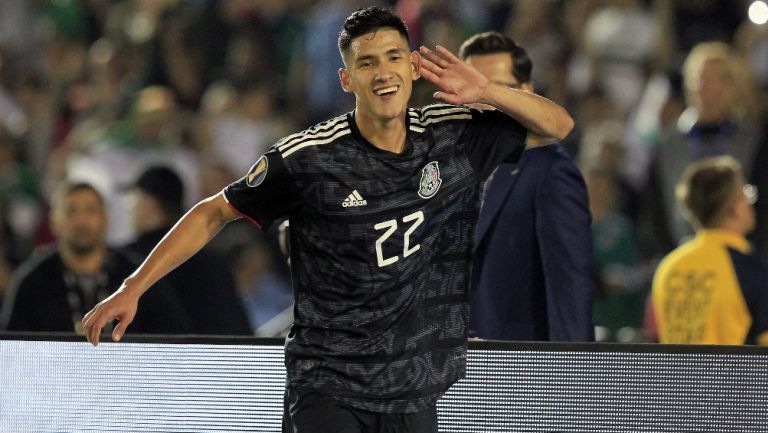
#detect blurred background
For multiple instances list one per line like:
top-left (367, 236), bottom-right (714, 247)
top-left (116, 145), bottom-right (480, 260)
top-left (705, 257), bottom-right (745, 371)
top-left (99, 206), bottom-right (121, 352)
top-left (0, 0), bottom-right (766, 342)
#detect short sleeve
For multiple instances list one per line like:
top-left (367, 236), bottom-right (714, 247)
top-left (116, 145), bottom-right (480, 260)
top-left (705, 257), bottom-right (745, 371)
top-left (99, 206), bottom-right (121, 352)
top-left (463, 108), bottom-right (528, 179)
top-left (223, 149), bottom-right (300, 230)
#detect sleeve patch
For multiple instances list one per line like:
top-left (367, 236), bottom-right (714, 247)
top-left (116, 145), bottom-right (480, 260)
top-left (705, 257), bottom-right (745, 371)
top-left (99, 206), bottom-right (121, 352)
top-left (246, 156), bottom-right (268, 187)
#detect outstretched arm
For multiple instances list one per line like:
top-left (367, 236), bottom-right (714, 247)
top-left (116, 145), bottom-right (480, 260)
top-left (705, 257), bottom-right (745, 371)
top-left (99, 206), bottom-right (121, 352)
top-left (82, 192), bottom-right (238, 346)
top-left (419, 45), bottom-right (574, 143)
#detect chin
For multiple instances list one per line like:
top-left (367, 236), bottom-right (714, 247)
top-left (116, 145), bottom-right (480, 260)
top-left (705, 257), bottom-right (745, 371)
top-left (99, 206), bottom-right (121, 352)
top-left (387, 102), bottom-right (408, 115)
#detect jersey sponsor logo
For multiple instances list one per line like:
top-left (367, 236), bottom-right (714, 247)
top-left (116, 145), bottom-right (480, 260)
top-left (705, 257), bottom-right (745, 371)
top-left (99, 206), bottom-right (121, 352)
top-left (342, 190), bottom-right (367, 207)
top-left (246, 156), bottom-right (268, 187)
top-left (418, 161), bottom-right (442, 199)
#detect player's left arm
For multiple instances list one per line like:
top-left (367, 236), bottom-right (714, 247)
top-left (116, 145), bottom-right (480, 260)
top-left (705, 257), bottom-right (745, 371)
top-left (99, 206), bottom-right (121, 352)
top-left (419, 45), bottom-right (573, 144)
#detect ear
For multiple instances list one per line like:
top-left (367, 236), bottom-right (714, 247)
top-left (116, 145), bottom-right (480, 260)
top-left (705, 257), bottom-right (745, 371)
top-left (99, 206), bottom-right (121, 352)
top-left (339, 68), bottom-right (352, 93)
top-left (410, 51), bottom-right (421, 81)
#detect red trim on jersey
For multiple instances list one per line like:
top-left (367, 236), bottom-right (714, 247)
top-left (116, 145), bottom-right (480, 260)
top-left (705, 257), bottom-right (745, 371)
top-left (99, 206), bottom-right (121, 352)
top-left (226, 201), bottom-right (263, 230)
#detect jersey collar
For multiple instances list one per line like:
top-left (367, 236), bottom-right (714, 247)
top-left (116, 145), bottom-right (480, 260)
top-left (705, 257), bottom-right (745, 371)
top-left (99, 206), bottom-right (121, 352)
top-left (697, 229), bottom-right (751, 254)
top-left (347, 111), bottom-right (414, 158)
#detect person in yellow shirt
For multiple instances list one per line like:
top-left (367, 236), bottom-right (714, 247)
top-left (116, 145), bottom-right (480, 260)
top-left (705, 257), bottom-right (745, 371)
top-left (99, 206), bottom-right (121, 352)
top-left (652, 155), bottom-right (768, 345)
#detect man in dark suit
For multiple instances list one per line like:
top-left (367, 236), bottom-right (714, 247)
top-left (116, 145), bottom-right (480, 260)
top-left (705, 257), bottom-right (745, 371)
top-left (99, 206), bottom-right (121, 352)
top-left (461, 32), bottom-right (595, 341)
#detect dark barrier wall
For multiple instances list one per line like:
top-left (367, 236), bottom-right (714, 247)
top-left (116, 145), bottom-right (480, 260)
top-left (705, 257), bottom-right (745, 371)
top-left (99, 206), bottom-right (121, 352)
top-left (2, 334), bottom-right (768, 432)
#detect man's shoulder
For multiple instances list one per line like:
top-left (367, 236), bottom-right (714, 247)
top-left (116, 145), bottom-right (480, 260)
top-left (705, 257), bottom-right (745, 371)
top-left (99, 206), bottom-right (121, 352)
top-left (16, 245), bottom-right (59, 275)
top-left (8, 246), bottom-right (60, 293)
top-left (272, 113), bottom-right (353, 159)
top-left (659, 238), bottom-right (707, 270)
top-left (518, 144), bottom-right (582, 185)
top-left (524, 143), bottom-right (573, 164)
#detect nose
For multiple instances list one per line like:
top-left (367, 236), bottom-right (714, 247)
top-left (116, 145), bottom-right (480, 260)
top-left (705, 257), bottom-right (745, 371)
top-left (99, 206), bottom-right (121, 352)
top-left (374, 65), bottom-right (393, 81)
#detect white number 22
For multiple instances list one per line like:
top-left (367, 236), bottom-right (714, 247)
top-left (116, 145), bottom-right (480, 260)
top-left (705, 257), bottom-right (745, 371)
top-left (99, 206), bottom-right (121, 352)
top-left (373, 211), bottom-right (424, 267)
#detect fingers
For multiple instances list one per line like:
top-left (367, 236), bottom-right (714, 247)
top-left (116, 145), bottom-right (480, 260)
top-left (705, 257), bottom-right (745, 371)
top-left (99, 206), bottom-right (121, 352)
top-left (418, 63), bottom-right (441, 85)
top-left (83, 311), bottom-right (101, 346)
top-left (419, 56), bottom-right (444, 78)
top-left (82, 307), bottom-right (95, 326)
top-left (434, 45), bottom-right (461, 64)
top-left (82, 305), bottom-right (98, 345)
top-left (83, 303), bottom-right (126, 347)
top-left (433, 91), bottom-right (461, 105)
top-left (82, 289), bottom-right (138, 346)
top-left (113, 320), bottom-right (128, 342)
top-left (420, 45), bottom-right (459, 70)
top-left (419, 46), bottom-right (451, 70)
top-left (83, 306), bottom-right (109, 347)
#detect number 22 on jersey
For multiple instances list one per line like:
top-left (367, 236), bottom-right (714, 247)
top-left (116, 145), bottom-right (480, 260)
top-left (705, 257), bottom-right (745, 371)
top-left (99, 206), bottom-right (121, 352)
top-left (373, 211), bottom-right (424, 267)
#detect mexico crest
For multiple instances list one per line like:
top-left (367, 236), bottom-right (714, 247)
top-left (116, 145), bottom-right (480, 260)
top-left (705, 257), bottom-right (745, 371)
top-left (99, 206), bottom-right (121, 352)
top-left (418, 161), bottom-right (442, 199)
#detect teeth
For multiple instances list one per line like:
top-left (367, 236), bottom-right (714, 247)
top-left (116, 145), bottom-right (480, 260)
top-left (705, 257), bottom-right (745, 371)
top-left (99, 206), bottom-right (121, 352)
top-left (374, 86), bottom-right (398, 96)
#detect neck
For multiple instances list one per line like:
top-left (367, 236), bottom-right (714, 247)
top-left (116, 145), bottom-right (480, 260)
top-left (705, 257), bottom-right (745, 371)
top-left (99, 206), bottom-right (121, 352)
top-left (713, 221), bottom-right (748, 237)
top-left (355, 111), bottom-right (407, 153)
top-left (696, 109), bottom-right (728, 127)
top-left (59, 245), bottom-right (107, 274)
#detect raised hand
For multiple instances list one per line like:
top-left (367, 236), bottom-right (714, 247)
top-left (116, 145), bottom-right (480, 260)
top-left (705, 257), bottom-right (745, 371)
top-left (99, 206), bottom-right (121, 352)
top-left (418, 45), bottom-right (492, 106)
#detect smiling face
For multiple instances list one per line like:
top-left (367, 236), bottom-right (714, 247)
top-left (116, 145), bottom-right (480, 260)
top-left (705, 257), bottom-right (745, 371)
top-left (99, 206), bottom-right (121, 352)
top-left (339, 28), bottom-right (420, 125)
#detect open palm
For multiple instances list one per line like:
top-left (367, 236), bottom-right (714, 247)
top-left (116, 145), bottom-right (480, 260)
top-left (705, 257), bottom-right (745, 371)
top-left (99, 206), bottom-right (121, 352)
top-left (419, 45), bottom-right (491, 106)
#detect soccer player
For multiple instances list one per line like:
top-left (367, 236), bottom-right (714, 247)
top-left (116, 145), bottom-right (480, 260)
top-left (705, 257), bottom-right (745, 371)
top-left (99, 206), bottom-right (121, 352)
top-left (82, 6), bottom-right (573, 432)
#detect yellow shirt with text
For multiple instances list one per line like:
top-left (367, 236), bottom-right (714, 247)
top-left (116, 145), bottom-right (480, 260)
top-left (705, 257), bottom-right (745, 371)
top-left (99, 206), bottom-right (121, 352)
top-left (652, 230), bottom-right (768, 345)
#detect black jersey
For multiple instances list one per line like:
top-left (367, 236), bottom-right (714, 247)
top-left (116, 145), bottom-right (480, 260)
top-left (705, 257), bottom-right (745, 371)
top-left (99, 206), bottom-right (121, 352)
top-left (224, 104), bottom-right (527, 413)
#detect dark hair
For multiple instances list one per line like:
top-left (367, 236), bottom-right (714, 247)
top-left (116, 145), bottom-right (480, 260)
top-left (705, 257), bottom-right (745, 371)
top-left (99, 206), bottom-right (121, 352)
top-left (52, 182), bottom-right (105, 211)
top-left (338, 6), bottom-right (410, 58)
top-left (134, 166), bottom-right (185, 218)
top-left (676, 156), bottom-right (743, 229)
top-left (458, 31), bottom-right (532, 85)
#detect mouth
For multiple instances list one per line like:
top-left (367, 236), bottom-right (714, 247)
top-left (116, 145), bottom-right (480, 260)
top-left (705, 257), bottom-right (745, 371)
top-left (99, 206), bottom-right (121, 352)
top-left (373, 85), bottom-right (399, 96)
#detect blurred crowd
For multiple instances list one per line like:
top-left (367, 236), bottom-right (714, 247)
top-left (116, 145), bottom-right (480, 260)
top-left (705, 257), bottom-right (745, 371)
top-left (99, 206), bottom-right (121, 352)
top-left (0, 0), bottom-right (766, 341)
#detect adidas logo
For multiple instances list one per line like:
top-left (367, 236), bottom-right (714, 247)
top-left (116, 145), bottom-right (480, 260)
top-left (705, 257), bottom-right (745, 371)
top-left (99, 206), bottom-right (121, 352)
top-left (342, 190), bottom-right (367, 208)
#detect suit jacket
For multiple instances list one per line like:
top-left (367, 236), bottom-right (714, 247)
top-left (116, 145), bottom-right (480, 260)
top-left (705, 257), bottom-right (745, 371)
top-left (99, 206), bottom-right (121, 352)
top-left (470, 144), bottom-right (595, 341)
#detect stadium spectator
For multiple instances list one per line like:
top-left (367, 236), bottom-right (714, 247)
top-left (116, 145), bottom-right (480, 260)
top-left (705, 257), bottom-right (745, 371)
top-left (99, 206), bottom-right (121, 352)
top-left (641, 42), bottom-right (767, 259)
top-left (230, 238), bottom-right (293, 336)
top-left (125, 166), bottom-right (252, 335)
top-left (0, 182), bottom-right (191, 333)
top-left (652, 156), bottom-right (768, 345)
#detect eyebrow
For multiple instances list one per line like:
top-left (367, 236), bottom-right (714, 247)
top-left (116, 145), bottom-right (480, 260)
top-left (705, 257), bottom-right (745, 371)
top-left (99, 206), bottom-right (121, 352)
top-left (354, 48), bottom-right (407, 62)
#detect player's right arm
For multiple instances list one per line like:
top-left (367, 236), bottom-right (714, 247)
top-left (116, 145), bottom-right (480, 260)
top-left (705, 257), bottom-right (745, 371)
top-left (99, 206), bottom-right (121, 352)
top-left (82, 192), bottom-right (238, 346)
